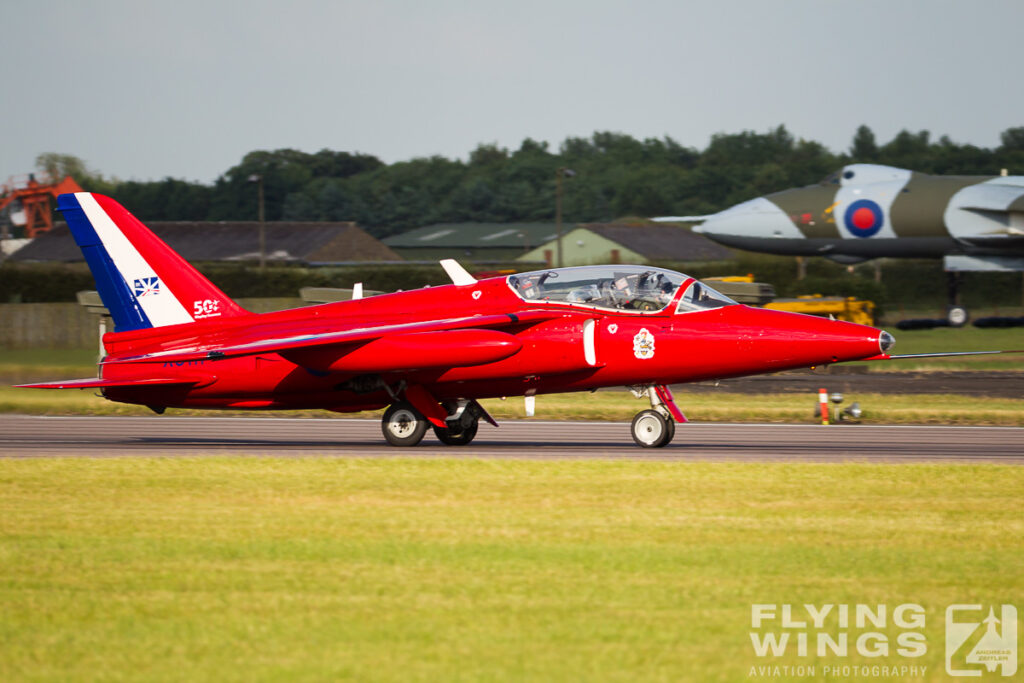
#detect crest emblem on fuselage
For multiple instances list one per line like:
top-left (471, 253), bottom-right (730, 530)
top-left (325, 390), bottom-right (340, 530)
top-left (633, 328), bottom-right (655, 359)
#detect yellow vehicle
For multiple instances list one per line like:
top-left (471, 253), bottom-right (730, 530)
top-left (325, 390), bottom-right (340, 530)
top-left (700, 275), bottom-right (775, 306)
top-left (700, 276), bottom-right (876, 325)
top-left (764, 295), bottom-right (876, 326)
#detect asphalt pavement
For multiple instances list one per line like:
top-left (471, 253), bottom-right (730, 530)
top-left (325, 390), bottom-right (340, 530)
top-left (1, 415), bottom-right (1021, 463)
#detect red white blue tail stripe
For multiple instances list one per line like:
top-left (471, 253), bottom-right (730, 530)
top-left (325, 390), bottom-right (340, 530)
top-left (58, 192), bottom-right (246, 332)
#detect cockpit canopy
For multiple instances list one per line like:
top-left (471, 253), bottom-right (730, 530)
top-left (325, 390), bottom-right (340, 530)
top-left (819, 163), bottom-right (910, 187)
top-left (507, 265), bottom-right (737, 314)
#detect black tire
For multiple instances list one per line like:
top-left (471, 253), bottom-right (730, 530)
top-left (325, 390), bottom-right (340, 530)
top-left (631, 409), bottom-right (672, 448)
top-left (947, 305), bottom-right (968, 328)
top-left (381, 402), bottom-right (428, 447)
top-left (433, 420), bottom-right (479, 446)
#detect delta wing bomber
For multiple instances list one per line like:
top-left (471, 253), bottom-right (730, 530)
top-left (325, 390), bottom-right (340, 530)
top-left (658, 164), bottom-right (1024, 325)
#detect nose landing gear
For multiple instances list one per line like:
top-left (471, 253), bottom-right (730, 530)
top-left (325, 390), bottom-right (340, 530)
top-left (628, 384), bottom-right (685, 448)
top-left (631, 409), bottom-right (675, 447)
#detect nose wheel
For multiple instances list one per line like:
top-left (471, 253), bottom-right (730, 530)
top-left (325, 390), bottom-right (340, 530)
top-left (628, 383), bottom-right (685, 448)
top-left (631, 409), bottom-right (675, 448)
top-left (381, 402), bottom-right (428, 446)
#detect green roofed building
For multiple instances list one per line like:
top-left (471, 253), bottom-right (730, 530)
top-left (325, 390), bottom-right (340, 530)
top-left (383, 221), bottom-right (733, 267)
top-left (517, 223), bottom-right (734, 267)
top-left (382, 223), bottom-right (558, 263)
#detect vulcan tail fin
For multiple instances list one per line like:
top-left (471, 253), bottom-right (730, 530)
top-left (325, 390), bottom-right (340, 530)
top-left (58, 192), bottom-right (249, 332)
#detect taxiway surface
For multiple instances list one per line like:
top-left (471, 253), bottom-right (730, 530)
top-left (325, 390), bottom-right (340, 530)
top-left (1, 415), bottom-right (1021, 462)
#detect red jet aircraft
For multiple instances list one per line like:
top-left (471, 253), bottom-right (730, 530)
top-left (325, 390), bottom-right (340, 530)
top-left (21, 192), bottom-right (902, 448)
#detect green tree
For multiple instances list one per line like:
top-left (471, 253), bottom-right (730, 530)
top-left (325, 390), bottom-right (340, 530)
top-left (34, 152), bottom-right (117, 194)
top-left (35, 153), bottom-right (92, 182)
top-left (878, 129), bottom-right (932, 170)
top-left (115, 178), bottom-right (212, 220)
top-left (999, 127), bottom-right (1024, 151)
top-left (849, 125), bottom-right (878, 161)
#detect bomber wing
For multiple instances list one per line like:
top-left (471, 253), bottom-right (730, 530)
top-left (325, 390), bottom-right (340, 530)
top-left (650, 215), bottom-right (712, 224)
top-left (947, 180), bottom-right (1024, 249)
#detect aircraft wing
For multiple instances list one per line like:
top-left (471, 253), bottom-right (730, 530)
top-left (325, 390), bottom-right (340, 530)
top-left (103, 310), bottom-right (561, 365)
top-left (949, 182), bottom-right (1024, 248)
top-left (16, 376), bottom-right (214, 389)
top-left (956, 182), bottom-right (1024, 213)
top-left (650, 215), bottom-right (712, 223)
top-left (956, 229), bottom-right (1024, 248)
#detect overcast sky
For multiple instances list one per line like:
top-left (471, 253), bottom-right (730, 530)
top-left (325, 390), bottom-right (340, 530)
top-left (6, 0), bottom-right (1023, 184)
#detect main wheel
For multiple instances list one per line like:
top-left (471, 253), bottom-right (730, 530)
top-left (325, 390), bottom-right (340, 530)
top-left (433, 419), bottom-right (479, 446)
top-left (631, 409), bottom-right (673, 448)
top-left (381, 402), bottom-right (428, 447)
top-left (946, 305), bottom-right (968, 328)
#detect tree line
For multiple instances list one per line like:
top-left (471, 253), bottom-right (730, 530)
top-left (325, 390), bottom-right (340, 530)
top-left (35, 125), bottom-right (1024, 239)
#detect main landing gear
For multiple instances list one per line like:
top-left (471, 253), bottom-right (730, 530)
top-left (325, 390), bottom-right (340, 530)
top-left (380, 384), bottom-right (685, 449)
top-left (433, 399), bottom-right (483, 445)
top-left (628, 384), bottom-right (686, 448)
top-left (946, 272), bottom-right (968, 328)
top-left (381, 397), bottom-right (488, 447)
top-left (381, 402), bottom-right (429, 447)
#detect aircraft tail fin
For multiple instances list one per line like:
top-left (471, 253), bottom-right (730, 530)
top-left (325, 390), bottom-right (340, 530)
top-left (58, 192), bottom-right (249, 332)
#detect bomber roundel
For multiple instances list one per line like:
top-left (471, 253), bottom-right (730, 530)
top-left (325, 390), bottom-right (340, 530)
top-left (843, 199), bottom-right (884, 238)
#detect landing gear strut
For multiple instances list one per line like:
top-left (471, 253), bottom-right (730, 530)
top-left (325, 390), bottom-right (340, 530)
top-left (946, 272), bottom-right (968, 327)
top-left (628, 384), bottom-right (685, 448)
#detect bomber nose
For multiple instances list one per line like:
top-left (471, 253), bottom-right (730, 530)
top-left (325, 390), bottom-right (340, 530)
top-left (696, 197), bottom-right (803, 242)
top-left (879, 330), bottom-right (895, 353)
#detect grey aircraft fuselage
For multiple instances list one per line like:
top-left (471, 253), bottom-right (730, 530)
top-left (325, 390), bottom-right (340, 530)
top-left (683, 164), bottom-right (1024, 272)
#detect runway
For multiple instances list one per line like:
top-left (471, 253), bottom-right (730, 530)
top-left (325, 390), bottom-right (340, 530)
top-left (1, 415), bottom-right (1022, 462)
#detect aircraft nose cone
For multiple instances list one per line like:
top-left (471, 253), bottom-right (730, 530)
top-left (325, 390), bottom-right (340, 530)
top-left (879, 330), bottom-right (895, 353)
top-left (698, 197), bottom-right (804, 242)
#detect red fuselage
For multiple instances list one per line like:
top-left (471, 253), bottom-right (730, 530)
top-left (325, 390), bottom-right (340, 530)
top-left (97, 274), bottom-right (886, 412)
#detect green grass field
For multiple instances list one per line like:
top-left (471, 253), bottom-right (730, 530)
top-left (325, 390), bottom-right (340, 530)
top-left (0, 458), bottom-right (1020, 681)
top-left (860, 325), bottom-right (1024, 372)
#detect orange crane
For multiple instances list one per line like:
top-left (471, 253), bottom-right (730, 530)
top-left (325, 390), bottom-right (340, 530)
top-left (0, 174), bottom-right (84, 238)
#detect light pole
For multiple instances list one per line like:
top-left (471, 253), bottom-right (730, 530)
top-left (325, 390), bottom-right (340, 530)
top-left (0, 214), bottom-right (9, 266)
top-left (248, 174), bottom-right (266, 269)
top-left (555, 167), bottom-right (576, 268)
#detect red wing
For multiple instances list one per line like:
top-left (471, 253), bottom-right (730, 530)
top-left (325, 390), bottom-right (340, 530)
top-left (16, 377), bottom-right (214, 389)
top-left (103, 310), bottom-right (561, 365)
